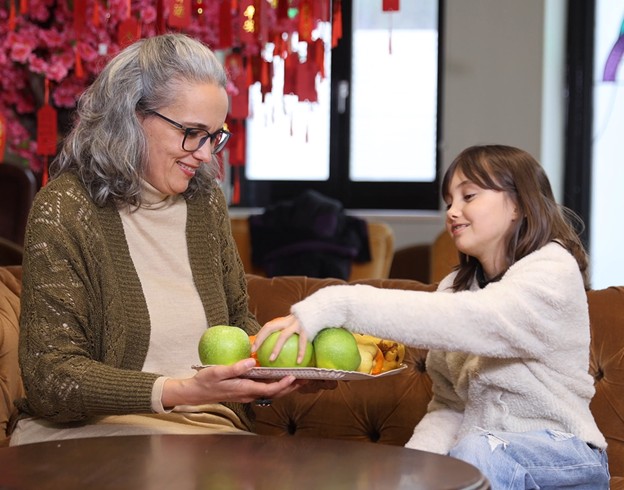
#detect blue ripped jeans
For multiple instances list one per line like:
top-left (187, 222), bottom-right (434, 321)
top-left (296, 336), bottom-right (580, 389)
top-left (448, 429), bottom-right (610, 490)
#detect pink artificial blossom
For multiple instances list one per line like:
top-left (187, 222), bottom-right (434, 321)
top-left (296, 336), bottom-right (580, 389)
top-left (39, 28), bottom-right (65, 48)
top-left (9, 42), bottom-right (33, 63)
top-left (28, 0), bottom-right (52, 21)
top-left (140, 6), bottom-right (157, 24)
top-left (77, 42), bottom-right (98, 62)
top-left (53, 77), bottom-right (87, 108)
top-left (46, 61), bottom-right (69, 82)
top-left (27, 54), bottom-right (49, 75)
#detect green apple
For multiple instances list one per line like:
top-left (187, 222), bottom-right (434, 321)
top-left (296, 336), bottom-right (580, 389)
top-left (313, 327), bottom-right (361, 371)
top-left (256, 331), bottom-right (314, 368)
top-left (198, 325), bottom-right (251, 365)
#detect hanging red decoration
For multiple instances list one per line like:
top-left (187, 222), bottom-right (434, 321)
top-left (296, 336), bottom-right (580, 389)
top-left (309, 38), bottom-right (325, 78)
top-left (218, 0), bottom-right (233, 49)
top-left (256, 0), bottom-right (270, 44)
top-left (260, 58), bottom-right (272, 98)
top-left (117, 0), bottom-right (140, 46)
top-left (73, 0), bottom-right (87, 36)
top-left (314, 0), bottom-right (330, 22)
top-left (36, 81), bottom-right (57, 157)
top-left (274, 32), bottom-right (289, 59)
top-left (296, 58), bottom-right (317, 102)
top-left (226, 119), bottom-right (246, 205)
top-left (118, 17), bottom-right (141, 48)
top-left (0, 113), bottom-right (7, 160)
top-left (156, 0), bottom-right (166, 34)
top-left (36, 80), bottom-right (57, 186)
top-left (169, 0), bottom-right (192, 28)
top-left (283, 53), bottom-right (298, 95)
top-left (8, 0), bottom-right (16, 31)
top-left (248, 55), bottom-right (272, 100)
top-left (383, 0), bottom-right (400, 11)
top-left (227, 119), bottom-right (246, 167)
top-left (226, 52), bottom-right (250, 120)
top-left (92, 1), bottom-right (101, 26)
top-left (332, 0), bottom-right (343, 48)
top-left (276, 0), bottom-right (288, 20)
top-left (298, 0), bottom-right (314, 43)
top-left (239, 0), bottom-right (257, 46)
top-left (75, 48), bottom-right (85, 79)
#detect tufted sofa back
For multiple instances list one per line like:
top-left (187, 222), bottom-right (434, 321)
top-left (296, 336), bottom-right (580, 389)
top-left (246, 274), bottom-right (624, 484)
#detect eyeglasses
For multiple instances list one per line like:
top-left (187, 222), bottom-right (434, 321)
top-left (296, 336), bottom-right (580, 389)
top-left (149, 111), bottom-right (231, 154)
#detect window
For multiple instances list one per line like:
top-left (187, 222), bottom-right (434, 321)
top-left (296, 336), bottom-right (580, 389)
top-left (232, 0), bottom-right (441, 210)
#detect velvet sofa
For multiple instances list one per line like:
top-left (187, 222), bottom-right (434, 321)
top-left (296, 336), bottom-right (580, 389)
top-left (1, 267), bottom-right (622, 487)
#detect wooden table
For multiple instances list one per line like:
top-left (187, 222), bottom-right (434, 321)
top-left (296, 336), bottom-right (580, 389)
top-left (0, 434), bottom-right (490, 489)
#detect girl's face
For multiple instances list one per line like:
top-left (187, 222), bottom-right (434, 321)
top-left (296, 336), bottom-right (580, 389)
top-left (445, 170), bottom-right (519, 279)
top-left (141, 82), bottom-right (228, 196)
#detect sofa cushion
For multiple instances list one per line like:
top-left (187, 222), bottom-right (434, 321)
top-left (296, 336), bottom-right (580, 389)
top-left (246, 274), bottom-right (437, 445)
top-left (588, 286), bottom-right (624, 479)
top-left (0, 267), bottom-right (23, 446)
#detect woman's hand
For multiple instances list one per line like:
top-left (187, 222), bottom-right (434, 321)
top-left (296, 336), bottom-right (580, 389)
top-left (252, 315), bottom-right (311, 365)
top-left (161, 358), bottom-right (303, 408)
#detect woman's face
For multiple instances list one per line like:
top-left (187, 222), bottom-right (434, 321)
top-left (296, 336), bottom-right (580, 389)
top-left (445, 170), bottom-right (519, 279)
top-left (141, 82), bottom-right (228, 196)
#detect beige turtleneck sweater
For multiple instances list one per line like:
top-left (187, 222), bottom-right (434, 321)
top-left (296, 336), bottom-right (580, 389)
top-left (119, 182), bottom-right (207, 380)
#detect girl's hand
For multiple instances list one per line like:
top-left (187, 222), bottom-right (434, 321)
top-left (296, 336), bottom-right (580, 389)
top-left (252, 315), bottom-right (311, 365)
top-left (161, 358), bottom-right (302, 408)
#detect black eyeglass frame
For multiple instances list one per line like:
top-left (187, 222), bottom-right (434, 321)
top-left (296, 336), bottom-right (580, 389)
top-left (149, 110), bottom-right (231, 154)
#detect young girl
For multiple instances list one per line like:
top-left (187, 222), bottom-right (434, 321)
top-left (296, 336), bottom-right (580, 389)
top-left (254, 145), bottom-right (610, 489)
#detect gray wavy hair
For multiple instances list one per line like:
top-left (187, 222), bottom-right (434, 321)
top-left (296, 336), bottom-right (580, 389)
top-left (51, 33), bottom-right (228, 207)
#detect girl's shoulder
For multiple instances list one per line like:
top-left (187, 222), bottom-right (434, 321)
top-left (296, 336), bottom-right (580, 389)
top-left (509, 241), bottom-right (583, 287)
top-left (525, 241), bottom-right (576, 265)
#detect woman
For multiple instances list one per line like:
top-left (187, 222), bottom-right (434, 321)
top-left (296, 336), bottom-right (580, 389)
top-left (256, 145), bottom-right (610, 489)
top-left (12, 33), bottom-right (300, 445)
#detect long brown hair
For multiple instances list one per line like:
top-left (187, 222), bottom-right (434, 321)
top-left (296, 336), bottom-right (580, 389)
top-left (441, 145), bottom-right (589, 291)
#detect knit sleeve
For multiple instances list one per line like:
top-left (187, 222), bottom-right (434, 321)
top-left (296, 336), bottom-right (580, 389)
top-left (290, 243), bottom-right (588, 362)
top-left (18, 177), bottom-right (159, 422)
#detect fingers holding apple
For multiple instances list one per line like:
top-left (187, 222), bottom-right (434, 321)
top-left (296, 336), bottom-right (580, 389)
top-left (252, 315), bottom-right (308, 363)
top-left (256, 331), bottom-right (315, 367)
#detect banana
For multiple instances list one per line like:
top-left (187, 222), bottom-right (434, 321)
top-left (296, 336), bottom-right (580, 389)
top-left (353, 334), bottom-right (379, 356)
top-left (352, 333), bottom-right (405, 374)
top-left (353, 334), bottom-right (380, 373)
top-left (356, 347), bottom-right (374, 374)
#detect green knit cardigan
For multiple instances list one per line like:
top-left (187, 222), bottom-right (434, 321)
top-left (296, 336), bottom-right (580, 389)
top-left (17, 173), bottom-right (258, 429)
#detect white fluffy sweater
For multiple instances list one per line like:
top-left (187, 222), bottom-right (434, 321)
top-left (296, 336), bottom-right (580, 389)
top-left (291, 242), bottom-right (606, 453)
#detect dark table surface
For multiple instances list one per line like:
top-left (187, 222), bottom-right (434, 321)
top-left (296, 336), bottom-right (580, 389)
top-left (0, 433), bottom-right (490, 489)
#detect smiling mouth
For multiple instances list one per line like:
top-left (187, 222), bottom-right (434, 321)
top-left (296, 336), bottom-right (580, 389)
top-left (177, 161), bottom-right (197, 175)
top-left (451, 223), bottom-right (469, 234)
